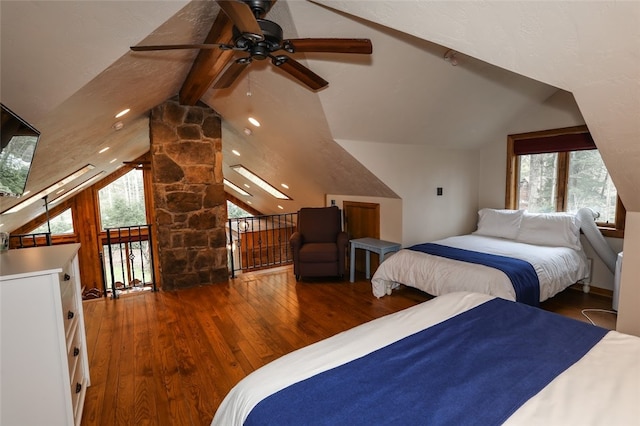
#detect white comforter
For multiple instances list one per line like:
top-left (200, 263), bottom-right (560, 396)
top-left (371, 234), bottom-right (590, 301)
top-left (212, 292), bottom-right (640, 425)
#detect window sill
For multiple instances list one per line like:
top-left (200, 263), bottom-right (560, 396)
top-left (599, 227), bottom-right (624, 239)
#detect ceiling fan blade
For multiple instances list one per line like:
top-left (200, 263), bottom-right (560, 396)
top-left (212, 59), bottom-right (251, 89)
top-left (283, 38), bottom-right (372, 54)
top-left (216, 0), bottom-right (263, 41)
top-left (272, 56), bottom-right (328, 91)
top-left (130, 43), bottom-right (228, 52)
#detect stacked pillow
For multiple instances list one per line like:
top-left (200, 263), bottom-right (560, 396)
top-left (473, 208), bottom-right (582, 250)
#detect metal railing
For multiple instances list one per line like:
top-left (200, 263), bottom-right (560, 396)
top-left (227, 212), bottom-right (297, 278)
top-left (8, 232), bottom-right (52, 248)
top-left (102, 225), bottom-right (157, 298)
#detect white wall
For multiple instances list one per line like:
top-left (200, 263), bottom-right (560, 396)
top-left (320, 0), bottom-right (640, 333)
top-left (478, 90), bottom-right (586, 208)
top-left (618, 212), bottom-right (640, 336)
top-left (580, 236), bottom-right (623, 292)
top-left (336, 139), bottom-right (478, 246)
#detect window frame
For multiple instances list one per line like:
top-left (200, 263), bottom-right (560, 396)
top-left (506, 125), bottom-right (625, 238)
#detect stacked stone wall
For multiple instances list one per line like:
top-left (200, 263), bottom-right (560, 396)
top-left (150, 100), bottom-right (228, 289)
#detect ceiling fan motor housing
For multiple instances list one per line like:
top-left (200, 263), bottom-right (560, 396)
top-left (243, 0), bottom-right (274, 17)
top-left (234, 18), bottom-right (283, 60)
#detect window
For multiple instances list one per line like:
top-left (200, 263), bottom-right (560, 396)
top-left (98, 169), bottom-right (147, 229)
top-left (30, 208), bottom-right (74, 235)
top-left (506, 126), bottom-right (624, 237)
top-left (227, 200), bottom-right (253, 219)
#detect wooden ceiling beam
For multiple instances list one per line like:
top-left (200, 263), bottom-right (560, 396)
top-left (178, 12), bottom-right (236, 106)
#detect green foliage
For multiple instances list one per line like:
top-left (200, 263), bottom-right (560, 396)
top-left (227, 200), bottom-right (253, 219)
top-left (567, 150), bottom-right (617, 222)
top-left (99, 170), bottom-right (147, 229)
top-left (519, 153), bottom-right (557, 213)
top-left (518, 150), bottom-right (617, 222)
top-left (101, 196), bottom-right (147, 229)
top-left (30, 209), bottom-right (74, 234)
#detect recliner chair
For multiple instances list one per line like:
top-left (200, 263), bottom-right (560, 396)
top-left (290, 206), bottom-right (349, 280)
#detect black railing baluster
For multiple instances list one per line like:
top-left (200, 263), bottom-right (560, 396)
top-left (103, 225), bottom-right (157, 298)
top-left (226, 212), bottom-right (297, 277)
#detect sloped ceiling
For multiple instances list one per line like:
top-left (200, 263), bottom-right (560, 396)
top-left (315, 0), bottom-right (640, 210)
top-left (3, 1), bottom-right (628, 234)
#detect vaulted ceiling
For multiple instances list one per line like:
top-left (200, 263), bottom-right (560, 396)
top-left (1, 1), bottom-right (638, 234)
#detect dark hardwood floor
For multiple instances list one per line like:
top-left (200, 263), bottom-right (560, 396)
top-left (81, 266), bottom-right (616, 425)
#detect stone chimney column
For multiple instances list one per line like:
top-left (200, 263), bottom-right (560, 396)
top-left (149, 100), bottom-right (228, 290)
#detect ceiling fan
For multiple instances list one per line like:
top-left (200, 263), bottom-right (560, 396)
top-left (130, 0), bottom-right (372, 91)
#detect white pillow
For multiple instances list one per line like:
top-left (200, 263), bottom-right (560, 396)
top-left (516, 212), bottom-right (582, 250)
top-left (472, 208), bottom-right (524, 240)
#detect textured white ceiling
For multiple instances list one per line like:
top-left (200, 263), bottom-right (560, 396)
top-left (316, 0), bottom-right (640, 211)
top-left (3, 0), bottom-right (618, 233)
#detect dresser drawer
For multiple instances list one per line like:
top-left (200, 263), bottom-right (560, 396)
top-left (69, 357), bottom-right (86, 421)
top-left (62, 295), bottom-right (78, 340)
top-left (67, 328), bottom-right (83, 378)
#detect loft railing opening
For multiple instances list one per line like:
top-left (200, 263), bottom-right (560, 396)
top-left (227, 212), bottom-right (297, 278)
top-left (102, 225), bottom-right (157, 298)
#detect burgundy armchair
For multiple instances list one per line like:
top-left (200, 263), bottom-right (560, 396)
top-left (290, 206), bottom-right (349, 280)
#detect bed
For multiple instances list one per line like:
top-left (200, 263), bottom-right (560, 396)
top-left (212, 292), bottom-right (639, 425)
top-left (371, 209), bottom-right (590, 304)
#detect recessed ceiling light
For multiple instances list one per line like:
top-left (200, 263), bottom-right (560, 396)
top-left (277, 205), bottom-right (284, 210)
top-left (113, 121), bottom-right (124, 130)
top-left (244, 183), bottom-right (250, 188)
top-left (99, 147), bottom-right (110, 154)
top-left (115, 108), bottom-right (130, 118)
top-left (110, 158), bottom-right (117, 163)
top-left (247, 201), bottom-right (252, 205)
top-left (248, 117), bottom-right (260, 127)
top-left (281, 183), bottom-right (289, 189)
top-left (232, 149), bottom-right (241, 156)
top-left (243, 128), bottom-right (252, 136)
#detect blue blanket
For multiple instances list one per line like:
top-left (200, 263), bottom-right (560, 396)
top-left (245, 298), bottom-right (607, 425)
top-left (409, 243), bottom-right (540, 306)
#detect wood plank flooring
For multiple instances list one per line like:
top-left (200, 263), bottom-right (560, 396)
top-left (81, 266), bottom-right (616, 425)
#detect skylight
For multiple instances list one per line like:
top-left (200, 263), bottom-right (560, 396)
top-left (224, 179), bottom-right (252, 197)
top-left (230, 165), bottom-right (291, 200)
top-left (3, 164), bottom-right (95, 214)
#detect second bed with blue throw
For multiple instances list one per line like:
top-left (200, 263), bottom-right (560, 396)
top-left (371, 234), bottom-right (589, 303)
top-left (212, 292), bottom-right (640, 425)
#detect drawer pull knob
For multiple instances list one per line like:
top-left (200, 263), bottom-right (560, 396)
top-left (64, 273), bottom-right (71, 281)
top-left (73, 347), bottom-right (80, 357)
top-left (75, 383), bottom-right (82, 394)
top-left (67, 311), bottom-right (74, 320)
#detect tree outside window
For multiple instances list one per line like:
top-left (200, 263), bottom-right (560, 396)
top-left (30, 208), bottom-right (74, 234)
top-left (99, 169), bottom-right (146, 229)
top-left (507, 126), bottom-right (624, 237)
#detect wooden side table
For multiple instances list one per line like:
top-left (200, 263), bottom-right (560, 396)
top-left (349, 237), bottom-right (401, 283)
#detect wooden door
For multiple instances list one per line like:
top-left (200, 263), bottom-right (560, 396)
top-left (343, 201), bottom-right (380, 278)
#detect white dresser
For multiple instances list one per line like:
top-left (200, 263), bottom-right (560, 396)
top-left (1, 244), bottom-right (90, 426)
